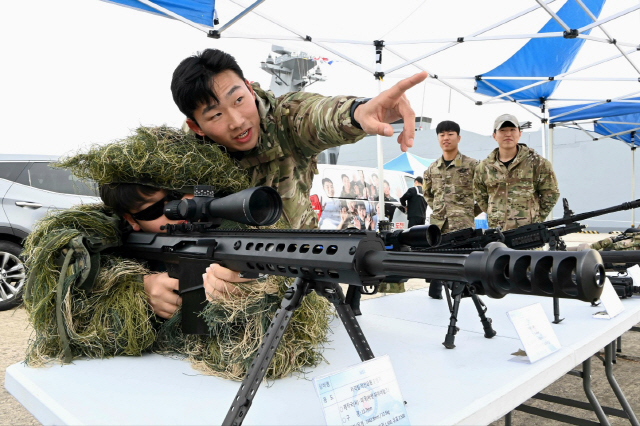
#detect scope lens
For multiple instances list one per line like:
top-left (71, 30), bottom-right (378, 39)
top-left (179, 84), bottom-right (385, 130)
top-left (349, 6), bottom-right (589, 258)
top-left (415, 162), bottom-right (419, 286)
top-left (248, 188), bottom-right (282, 225)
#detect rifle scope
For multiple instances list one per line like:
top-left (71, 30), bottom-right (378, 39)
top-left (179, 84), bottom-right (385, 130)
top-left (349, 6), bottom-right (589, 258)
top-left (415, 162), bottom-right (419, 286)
top-left (164, 185), bottom-right (282, 226)
top-left (383, 224), bottom-right (442, 249)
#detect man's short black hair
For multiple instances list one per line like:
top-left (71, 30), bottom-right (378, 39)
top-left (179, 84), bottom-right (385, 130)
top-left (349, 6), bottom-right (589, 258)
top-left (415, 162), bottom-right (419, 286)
top-left (414, 176), bottom-right (424, 184)
top-left (99, 183), bottom-right (162, 216)
top-left (321, 177), bottom-right (333, 186)
top-left (171, 49), bottom-right (246, 121)
top-left (435, 120), bottom-right (461, 135)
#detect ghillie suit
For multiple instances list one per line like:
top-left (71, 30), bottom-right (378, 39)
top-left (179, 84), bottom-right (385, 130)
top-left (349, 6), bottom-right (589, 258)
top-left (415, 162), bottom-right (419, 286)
top-left (23, 126), bottom-right (331, 380)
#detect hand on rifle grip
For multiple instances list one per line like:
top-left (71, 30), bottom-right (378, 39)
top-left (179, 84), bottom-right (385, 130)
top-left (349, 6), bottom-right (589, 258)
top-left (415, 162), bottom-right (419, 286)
top-left (203, 264), bottom-right (250, 302)
top-left (143, 272), bottom-right (181, 319)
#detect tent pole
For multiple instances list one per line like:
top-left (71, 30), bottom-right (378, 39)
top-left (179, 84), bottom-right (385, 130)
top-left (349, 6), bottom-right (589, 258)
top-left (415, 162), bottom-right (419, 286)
top-left (541, 100), bottom-right (548, 159)
top-left (549, 124), bottom-right (554, 164)
top-left (374, 41), bottom-right (387, 226)
top-left (549, 125), bottom-right (554, 220)
top-left (633, 142), bottom-right (636, 227)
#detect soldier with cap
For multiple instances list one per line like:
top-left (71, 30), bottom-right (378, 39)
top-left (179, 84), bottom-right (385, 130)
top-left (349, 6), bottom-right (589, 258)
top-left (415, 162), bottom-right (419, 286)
top-left (423, 120), bottom-right (481, 298)
top-left (474, 113), bottom-right (559, 231)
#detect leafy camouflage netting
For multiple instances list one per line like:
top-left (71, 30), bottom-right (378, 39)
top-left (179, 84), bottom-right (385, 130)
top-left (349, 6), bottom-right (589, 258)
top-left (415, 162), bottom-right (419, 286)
top-left (22, 126), bottom-right (332, 380)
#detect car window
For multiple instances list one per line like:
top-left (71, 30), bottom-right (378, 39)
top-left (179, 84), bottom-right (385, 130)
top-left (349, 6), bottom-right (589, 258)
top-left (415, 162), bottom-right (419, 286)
top-left (0, 162), bottom-right (28, 182)
top-left (15, 162), bottom-right (99, 196)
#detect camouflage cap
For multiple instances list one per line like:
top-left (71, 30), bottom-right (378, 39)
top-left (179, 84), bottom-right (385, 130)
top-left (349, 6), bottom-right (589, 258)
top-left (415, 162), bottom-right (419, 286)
top-left (493, 113), bottom-right (520, 132)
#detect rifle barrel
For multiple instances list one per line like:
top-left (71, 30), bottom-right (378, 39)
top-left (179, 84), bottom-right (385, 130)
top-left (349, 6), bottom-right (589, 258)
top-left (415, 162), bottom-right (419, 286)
top-left (545, 199), bottom-right (640, 228)
top-left (364, 242), bottom-right (604, 303)
top-left (599, 250), bottom-right (640, 265)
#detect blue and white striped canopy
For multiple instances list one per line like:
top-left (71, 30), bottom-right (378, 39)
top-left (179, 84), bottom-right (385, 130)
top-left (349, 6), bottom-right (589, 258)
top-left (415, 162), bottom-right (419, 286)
top-left (101, 0), bottom-right (215, 27)
top-left (384, 152), bottom-right (435, 176)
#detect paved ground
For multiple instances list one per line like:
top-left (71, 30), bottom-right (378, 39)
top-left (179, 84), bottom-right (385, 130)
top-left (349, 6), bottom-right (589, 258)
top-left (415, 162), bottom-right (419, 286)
top-left (1, 232), bottom-right (639, 425)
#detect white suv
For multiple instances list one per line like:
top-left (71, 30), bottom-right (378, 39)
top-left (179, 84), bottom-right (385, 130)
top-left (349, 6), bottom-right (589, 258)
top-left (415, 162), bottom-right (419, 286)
top-left (0, 155), bottom-right (100, 310)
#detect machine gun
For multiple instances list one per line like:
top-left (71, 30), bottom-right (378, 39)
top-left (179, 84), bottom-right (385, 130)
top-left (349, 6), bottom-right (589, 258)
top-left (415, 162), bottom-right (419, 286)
top-left (422, 198), bottom-right (640, 324)
top-left (429, 198), bottom-right (640, 253)
top-left (120, 185), bottom-right (605, 426)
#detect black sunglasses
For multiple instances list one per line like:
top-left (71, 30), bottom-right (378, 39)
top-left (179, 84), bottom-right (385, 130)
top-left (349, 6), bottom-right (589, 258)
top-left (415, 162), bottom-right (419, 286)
top-left (130, 191), bottom-right (183, 222)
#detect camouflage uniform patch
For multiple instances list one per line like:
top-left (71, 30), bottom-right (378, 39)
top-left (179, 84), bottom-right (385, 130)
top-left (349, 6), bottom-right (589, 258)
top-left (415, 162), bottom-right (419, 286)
top-left (423, 152), bottom-right (479, 233)
top-left (230, 84), bottom-right (366, 229)
top-left (474, 144), bottom-right (559, 231)
top-left (591, 233), bottom-right (640, 251)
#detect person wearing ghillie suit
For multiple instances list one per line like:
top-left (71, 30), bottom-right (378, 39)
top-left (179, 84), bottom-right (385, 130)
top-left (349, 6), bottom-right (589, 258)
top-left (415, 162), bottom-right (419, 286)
top-left (474, 114), bottom-right (559, 231)
top-left (423, 120), bottom-right (481, 299)
top-left (22, 126), bottom-right (332, 381)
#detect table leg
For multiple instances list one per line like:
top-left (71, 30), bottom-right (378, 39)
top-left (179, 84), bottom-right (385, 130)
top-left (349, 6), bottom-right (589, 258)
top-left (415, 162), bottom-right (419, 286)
top-left (505, 411), bottom-right (512, 426)
top-left (616, 336), bottom-right (622, 353)
top-left (604, 343), bottom-right (639, 426)
top-left (583, 357), bottom-right (611, 426)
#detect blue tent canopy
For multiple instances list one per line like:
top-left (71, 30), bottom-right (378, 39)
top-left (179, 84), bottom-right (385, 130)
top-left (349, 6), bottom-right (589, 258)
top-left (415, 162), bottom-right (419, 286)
top-left (384, 152), bottom-right (434, 176)
top-left (475, 0), bottom-right (606, 107)
top-left (549, 97), bottom-right (640, 122)
top-left (549, 100), bottom-right (640, 145)
top-left (101, 0), bottom-right (215, 26)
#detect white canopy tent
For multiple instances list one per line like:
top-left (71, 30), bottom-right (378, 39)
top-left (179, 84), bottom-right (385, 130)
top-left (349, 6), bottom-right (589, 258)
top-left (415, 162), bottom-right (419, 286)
top-left (68, 1), bottom-right (640, 220)
top-left (94, 0), bottom-right (640, 220)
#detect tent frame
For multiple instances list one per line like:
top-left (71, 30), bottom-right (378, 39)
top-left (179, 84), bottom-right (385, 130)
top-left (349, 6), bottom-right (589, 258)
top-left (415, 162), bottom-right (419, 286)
top-left (132, 0), bottom-right (640, 221)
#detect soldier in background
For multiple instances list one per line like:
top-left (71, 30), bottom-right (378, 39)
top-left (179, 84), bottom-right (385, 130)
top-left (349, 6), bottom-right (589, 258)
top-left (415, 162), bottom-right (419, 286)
top-left (423, 120), bottom-right (481, 298)
top-left (474, 114), bottom-right (559, 231)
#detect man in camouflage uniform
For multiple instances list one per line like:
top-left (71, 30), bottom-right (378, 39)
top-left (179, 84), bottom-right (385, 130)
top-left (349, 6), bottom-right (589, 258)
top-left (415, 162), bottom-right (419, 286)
top-left (423, 120), bottom-right (480, 233)
top-left (423, 120), bottom-right (481, 298)
top-left (165, 49), bottom-right (427, 310)
top-left (474, 114), bottom-right (559, 231)
top-left (172, 49), bottom-right (426, 229)
top-left (591, 230), bottom-right (640, 251)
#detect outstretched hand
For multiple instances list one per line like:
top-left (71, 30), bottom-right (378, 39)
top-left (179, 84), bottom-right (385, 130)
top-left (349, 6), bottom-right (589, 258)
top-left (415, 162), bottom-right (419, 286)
top-left (353, 71), bottom-right (428, 152)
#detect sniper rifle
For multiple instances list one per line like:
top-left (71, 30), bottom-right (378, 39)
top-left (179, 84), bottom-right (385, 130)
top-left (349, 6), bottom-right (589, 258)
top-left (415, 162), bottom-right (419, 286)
top-left (120, 186), bottom-right (605, 426)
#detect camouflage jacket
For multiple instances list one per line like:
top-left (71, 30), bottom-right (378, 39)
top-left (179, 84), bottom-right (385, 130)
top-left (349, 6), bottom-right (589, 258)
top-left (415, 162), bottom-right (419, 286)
top-left (591, 233), bottom-right (640, 251)
top-left (474, 144), bottom-right (559, 231)
top-left (194, 83), bottom-right (366, 229)
top-left (423, 152), bottom-right (479, 232)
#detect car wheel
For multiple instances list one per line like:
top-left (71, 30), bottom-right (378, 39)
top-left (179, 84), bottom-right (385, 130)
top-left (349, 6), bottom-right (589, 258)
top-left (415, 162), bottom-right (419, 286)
top-left (0, 241), bottom-right (26, 311)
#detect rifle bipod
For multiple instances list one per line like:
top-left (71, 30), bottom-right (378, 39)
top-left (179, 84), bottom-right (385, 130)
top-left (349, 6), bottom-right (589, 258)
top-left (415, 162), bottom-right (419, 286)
top-left (222, 278), bottom-right (375, 426)
top-left (548, 237), bottom-right (565, 324)
top-left (443, 281), bottom-right (497, 349)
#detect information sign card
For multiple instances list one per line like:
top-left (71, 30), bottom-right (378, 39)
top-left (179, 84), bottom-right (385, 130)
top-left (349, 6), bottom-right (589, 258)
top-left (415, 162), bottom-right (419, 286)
top-left (593, 278), bottom-right (625, 319)
top-left (313, 355), bottom-right (410, 426)
top-left (626, 264), bottom-right (640, 285)
top-left (507, 303), bottom-right (561, 363)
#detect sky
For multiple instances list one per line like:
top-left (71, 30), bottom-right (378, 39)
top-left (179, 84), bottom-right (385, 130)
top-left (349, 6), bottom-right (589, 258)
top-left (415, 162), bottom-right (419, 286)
top-left (1, 0), bottom-right (639, 156)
